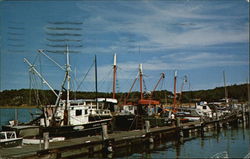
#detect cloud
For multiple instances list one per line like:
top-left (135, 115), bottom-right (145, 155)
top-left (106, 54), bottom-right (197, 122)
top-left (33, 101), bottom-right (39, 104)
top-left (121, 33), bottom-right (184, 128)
top-left (76, 1), bottom-right (248, 53)
top-left (93, 52), bottom-right (247, 82)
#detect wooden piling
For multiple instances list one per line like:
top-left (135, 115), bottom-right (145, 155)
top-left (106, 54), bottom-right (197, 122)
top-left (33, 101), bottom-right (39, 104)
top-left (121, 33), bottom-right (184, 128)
top-left (145, 120), bottom-right (150, 133)
top-left (102, 124), bottom-right (108, 140)
top-left (176, 117), bottom-right (181, 127)
top-left (43, 132), bottom-right (49, 150)
top-left (242, 104), bottom-right (246, 122)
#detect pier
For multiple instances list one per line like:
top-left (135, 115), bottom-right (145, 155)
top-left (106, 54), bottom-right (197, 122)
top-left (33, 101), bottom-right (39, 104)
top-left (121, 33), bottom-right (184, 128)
top-left (0, 110), bottom-right (249, 159)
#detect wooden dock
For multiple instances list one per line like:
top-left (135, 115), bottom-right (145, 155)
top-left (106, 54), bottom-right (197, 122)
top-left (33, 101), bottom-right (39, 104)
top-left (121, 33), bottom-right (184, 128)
top-left (0, 112), bottom-right (248, 159)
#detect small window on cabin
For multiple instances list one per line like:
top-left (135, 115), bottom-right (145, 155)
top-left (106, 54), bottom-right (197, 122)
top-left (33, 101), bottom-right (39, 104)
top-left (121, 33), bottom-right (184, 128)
top-left (85, 110), bottom-right (88, 115)
top-left (7, 132), bottom-right (14, 139)
top-left (203, 106), bottom-right (207, 109)
top-left (0, 133), bottom-right (5, 139)
top-left (75, 110), bottom-right (82, 116)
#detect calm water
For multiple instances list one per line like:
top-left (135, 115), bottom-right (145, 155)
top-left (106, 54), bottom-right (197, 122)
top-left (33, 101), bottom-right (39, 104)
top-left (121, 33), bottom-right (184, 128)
top-left (114, 124), bottom-right (250, 159)
top-left (0, 108), bottom-right (41, 130)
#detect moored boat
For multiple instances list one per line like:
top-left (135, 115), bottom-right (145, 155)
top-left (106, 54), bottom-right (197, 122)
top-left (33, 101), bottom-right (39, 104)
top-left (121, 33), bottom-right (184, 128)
top-left (3, 48), bottom-right (115, 139)
top-left (0, 131), bottom-right (23, 148)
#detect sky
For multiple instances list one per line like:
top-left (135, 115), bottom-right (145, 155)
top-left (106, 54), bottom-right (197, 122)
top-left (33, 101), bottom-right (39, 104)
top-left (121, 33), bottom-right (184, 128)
top-left (0, 0), bottom-right (249, 94)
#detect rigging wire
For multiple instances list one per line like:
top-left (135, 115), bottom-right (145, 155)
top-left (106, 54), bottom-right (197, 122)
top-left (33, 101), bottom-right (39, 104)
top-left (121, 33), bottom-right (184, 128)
top-left (76, 60), bottom-right (94, 91)
top-left (98, 67), bottom-right (113, 92)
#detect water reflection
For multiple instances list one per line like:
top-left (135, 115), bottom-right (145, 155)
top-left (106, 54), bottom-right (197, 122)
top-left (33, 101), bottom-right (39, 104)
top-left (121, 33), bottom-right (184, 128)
top-left (114, 123), bottom-right (249, 159)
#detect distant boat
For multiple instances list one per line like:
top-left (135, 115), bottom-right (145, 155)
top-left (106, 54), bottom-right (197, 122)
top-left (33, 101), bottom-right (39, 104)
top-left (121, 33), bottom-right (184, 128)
top-left (210, 151), bottom-right (229, 158)
top-left (210, 151), bottom-right (250, 159)
top-left (244, 152), bottom-right (250, 159)
top-left (175, 101), bottom-right (213, 122)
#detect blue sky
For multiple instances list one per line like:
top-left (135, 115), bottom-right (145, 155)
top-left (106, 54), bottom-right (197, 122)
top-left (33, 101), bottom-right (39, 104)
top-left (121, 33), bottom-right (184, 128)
top-left (0, 0), bottom-right (249, 94)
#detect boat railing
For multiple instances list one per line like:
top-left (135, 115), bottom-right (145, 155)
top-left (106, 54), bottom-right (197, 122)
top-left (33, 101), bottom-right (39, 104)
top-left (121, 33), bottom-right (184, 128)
top-left (0, 131), bottom-right (18, 141)
top-left (90, 109), bottom-right (111, 116)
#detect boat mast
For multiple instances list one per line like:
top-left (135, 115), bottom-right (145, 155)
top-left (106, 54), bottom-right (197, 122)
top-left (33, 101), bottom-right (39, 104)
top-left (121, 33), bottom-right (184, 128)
top-left (173, 70), bottom-right (177, 109)
top-left (223, 70), bottom-right (228, 105)
top-left (113, 54), bottom-right (117, 99)
top-left (139, 64), bottom-right (143, 100)
top-left (179, 75), bottom-right (187, 106)
top-left (66, 46), bottom-right (70, 107)
top-left (95, 55), bottom-right (98, 108)
top-left (64, 45), bottom-right (71, 125)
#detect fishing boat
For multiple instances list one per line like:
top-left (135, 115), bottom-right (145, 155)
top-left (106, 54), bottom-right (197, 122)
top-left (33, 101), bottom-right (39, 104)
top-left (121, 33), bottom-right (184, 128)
top-left (0, 131), bottom-right (22, 148)
top-left (113, 64), bottom-right (172, 130)
top-left (3, 47), bottom-right (115, 138)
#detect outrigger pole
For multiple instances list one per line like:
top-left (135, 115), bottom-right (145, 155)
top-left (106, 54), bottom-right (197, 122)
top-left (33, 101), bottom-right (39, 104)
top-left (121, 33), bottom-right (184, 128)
top-left (95, 55), bottom-right (98, 108)
top-left (24, 58), bottom-right (59, 98)
top-left (33, 47), bottom-right (71, 125)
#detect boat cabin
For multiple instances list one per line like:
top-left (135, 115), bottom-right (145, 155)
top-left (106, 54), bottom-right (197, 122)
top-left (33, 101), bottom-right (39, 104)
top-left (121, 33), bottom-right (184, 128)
top-left (42, 98), bottom-right (115, 126)
top-left (120, 105), bottom-right (137, 115)
top-left (195, 101), bottom-right (212, 118)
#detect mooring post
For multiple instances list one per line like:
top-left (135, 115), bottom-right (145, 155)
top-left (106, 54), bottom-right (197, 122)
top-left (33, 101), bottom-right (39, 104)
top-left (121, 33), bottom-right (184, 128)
top-left (39, 138), bottom-right (42, 150)
top-left (200, 123), bottom-right (205, 137)
top-left (248, 103), bottom-right (250, 125)
top-left (102, 124), bottom-right (114, 154)
top-left (175, 117), bottom-right (183, 139)
top-left (145, 121), bottom-right (153, 143)
top-left (176, 117), bottom-right (181, 127)
top-left (242, 104), bottom-right (246, 122)
top-left (145, 120), bottom-right (150, 133)
top-left (43, 132), bottom-right (49, 150)
top-left (102, 124), bottom-right (108, 140)
top-left (215, 108), bottom-right (219, 120)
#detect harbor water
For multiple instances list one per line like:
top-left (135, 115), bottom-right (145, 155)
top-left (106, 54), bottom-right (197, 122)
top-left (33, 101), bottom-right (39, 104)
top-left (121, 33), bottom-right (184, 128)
top-left (0, 108), bottom-right (41, 130)
top-left (113, 123), bottom-right (250, 159)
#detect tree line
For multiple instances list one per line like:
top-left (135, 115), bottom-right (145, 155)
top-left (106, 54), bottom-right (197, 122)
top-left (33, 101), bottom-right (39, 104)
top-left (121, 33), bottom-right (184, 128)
top-left (0, 83), bottom-right (249, 107)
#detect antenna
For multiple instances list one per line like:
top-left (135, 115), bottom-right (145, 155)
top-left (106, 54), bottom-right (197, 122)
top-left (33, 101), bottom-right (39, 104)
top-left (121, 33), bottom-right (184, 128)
top-left (139, 64), bottom-right (143, 100)
top-left (173, 70), bottom-right (178, 109)
top-left (113, 53), bottom-right (117, 99)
